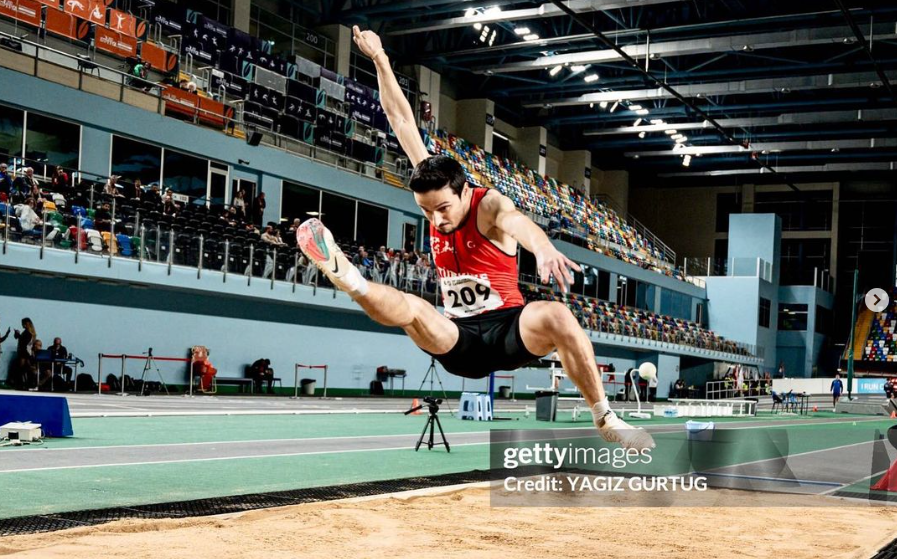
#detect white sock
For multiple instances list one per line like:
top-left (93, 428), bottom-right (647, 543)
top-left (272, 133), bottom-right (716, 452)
top-left (592, 397), bottom-right (611, 420)
top-left (342, 267), bottom-right (369, 298)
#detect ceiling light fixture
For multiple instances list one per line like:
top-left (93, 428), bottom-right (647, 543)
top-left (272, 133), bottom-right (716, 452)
top-left (584, 73), bottom-right (599, 83)
top-left (549, 64), bottom-right (563, 76)
top-left (523, 33), bottom-right (540, 41)
top-left (609, 101), bottom-right (619, 112)
top-left (514, 27), bottom-right (530, 35)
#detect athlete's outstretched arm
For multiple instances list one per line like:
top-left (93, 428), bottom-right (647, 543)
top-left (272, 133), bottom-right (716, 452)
top-left (352, 26), bottom-right (429, 167)
top-left (480, 191), bottom-right (581, 292)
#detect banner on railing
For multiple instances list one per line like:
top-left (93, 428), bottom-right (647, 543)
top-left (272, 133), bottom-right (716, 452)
top-left (140, 41), bottom-right (178, 73)
top-left (95, 26), bottom-right (137, 58)
top-left (0, 0), bottom-right (42, 27)
top-left (108, 8), bottom-right (145, 38)
top-left (45, 7), bottom-right (90, 41)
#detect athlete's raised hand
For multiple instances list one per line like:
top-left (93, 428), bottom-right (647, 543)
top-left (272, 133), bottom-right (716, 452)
top-left (352, 25), bottom-right (384, 59)
top-left (535, 243), bottom-right (581, 293)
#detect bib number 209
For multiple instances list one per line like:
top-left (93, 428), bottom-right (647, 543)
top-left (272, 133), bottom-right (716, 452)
top-left (447, 283), bottom-right (491, 308)
top-left (440, 275), bottom-right (504, 317)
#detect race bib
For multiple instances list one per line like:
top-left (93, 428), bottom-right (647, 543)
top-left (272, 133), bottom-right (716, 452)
top-left (441, 274), bottom-right (504, 318)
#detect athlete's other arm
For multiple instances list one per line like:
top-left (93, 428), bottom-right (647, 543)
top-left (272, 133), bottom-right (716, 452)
top-left (480, 191), bottom-right (581, 292)
top-left (352, 26), bottom-right (429, 167)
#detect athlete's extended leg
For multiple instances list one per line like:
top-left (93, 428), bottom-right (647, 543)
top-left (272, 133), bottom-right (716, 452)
top-left (518, 301), bottom-right (655, 450)
top-left (297, 219), bottom-right (458, 355)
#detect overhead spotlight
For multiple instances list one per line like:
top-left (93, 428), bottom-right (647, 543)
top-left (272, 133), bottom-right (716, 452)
top-left (636, 109), bottom-right (649, 115)
top-left (629, 104), bottom-right (643, 111)
top-left (638, 131), bottom-right (646, 138)
top-left (650, 119), bottom-right (663, 125)
top-left (843, 37), bottom-right (856, 44)
top-left (514, 27), bottom-right (531, 35)
top-left (831, 147), bottom-right (840, 153)
top-left (465, 8), bottom-right (477, 17)
top-left (543, 102), bottom-right (553, 109)
top-left (871, 82), bottom-right (882, 89)
top-left (696, 93), bottom-right (704, 98)
top-left (609, 101), bottom-right (619, 112)
top-left (671, 133), bottom-right (682, 139)
top-left (702, 120), bottom-right (711, 127)
top-left (741, 45), bottom-right (753, 52)
top-left (484, 6), bottom-right (502, 15)
top-left (633, 118), bottom-right (643, 126)
top-left (675, 136), bottom-right (688, 143)
top-left (780, 87), bottom-right (791, 93)
top-left (633, 154), bottom-right (640, 159)
top-left (682, 154), bottom-right (692, 167)
top-left (589, 102), bottom-right (594, 108)
top-left (649, 53), bottom-right (659, 60)
top-left (484, 69), bottom-right (494, 76)
top-left (599, 101), bottom-right (608, 109)
top-left (474, 22), bottom-right (483, 30)
top-left (523, 33), bottom-right (540, 41)
top-left (570, 64), bottom-right (587, 73)
top-left (584, 73), bottom-right (599, 83)
top-left (664, 129), bottom-right (677, 135)
top-left (549, 64), bottom-right (563, 77)
top-left (488, 31), bottom-right (496, 46)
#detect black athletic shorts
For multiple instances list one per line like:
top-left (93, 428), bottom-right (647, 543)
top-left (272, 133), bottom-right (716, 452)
top-left (427, 305), bottom-right (543, 379)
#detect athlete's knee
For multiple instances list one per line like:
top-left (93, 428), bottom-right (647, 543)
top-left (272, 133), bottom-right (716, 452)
top-left (540, 302), bottom-right (580, 334)
top-left (401, 294), bottom-right (432, 327)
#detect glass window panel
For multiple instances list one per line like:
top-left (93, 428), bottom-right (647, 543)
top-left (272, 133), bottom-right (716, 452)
top-left (111, 136), bottom-right (162, 187)
top-left (25, 113), bottom-right (79, 173)
top-left (0, 104), bottom-right (23, 161)
top-left (356, 202), bottom-right (388, 249)
top-left (778, 303), bottom-right (808, 331)
top-left (162, 150), bottom-right (208, 199)
top-left (320, 191), bottom-right (355, 242)
top-left (281, 181), bottom-right (320, 223)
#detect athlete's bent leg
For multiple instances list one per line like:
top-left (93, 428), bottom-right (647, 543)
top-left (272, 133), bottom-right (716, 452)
top-left (518, 301), bottom-right (655, 450)
top-left (297, 219), bottom-right (458, 355)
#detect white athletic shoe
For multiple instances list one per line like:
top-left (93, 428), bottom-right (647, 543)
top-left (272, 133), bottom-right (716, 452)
top-left (594, 409), bottom-right (656, 450)
top-left (296, 218), bottom-right (365, 295)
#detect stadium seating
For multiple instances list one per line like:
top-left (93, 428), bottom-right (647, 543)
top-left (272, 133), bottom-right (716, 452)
top-left (424, 129), bottom-right (687, 282)
top-left (521, 283), bottom-right (749, 356)
top-left (864, 290), bottom-right (897, 362)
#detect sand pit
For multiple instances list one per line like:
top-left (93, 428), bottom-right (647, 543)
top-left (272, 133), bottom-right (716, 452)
top-left (1, 485), bottom-right (895, 559)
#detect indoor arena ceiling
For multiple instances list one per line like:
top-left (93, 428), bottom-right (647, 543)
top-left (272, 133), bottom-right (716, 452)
top-left (321, 0), bottom-right (897, 183)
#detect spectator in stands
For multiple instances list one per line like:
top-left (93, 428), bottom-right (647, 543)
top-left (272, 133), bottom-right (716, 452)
top-left (673, 378), bottom-right (686, 399)
top-left (125, 179), bottom-right (143, 201)
top-left (186, 81), bottom-right (197, 94)
top-left (885, 379), bottom-right (894, 400)
top-left (51, 167), bottom-right (69, 191)
top-left (94, 202), bottom-right (112, 232)
top-left (178, 78), bottom-right (189, 90)
top-left (12, 318), bottom-right (37, 390)
top-left (162, 197), bottom-right (178, 217)
top-left (142, 184), bottom-right (162, 205)
top-left (14, 167), bottom-right (39, 202)
top-left (15, 198), bottom-right (42, 232)
top-left (248, 358), bottom-right (274, 394)
top-left (778, 361), bottom-right (785, 378)
top-left (253, 192), bottom-right (266, 226)
top-left (260, 225), bottom-right (280, 246)
top-left (31, 339), bottom-right (54, 391)
top-left (0, 163), bottom-right (11, 201)
top-left (104, 175), bottom-right (124, 198)
top-left (219, 208), bottom-right (237, 227)
top-left (232, 189), bottom-right (247, 219)
top-left (48, 337), bottom-right (73, 386)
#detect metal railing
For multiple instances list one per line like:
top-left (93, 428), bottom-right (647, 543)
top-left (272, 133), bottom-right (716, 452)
top-left (705, 379), bottom-right (772, 399)
top-left (683, 257), bottom-right (773, 283)
top-left (0, 29), bottom-right (403, 188)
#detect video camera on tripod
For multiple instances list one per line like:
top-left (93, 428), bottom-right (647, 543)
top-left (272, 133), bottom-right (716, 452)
top-left (404, 396), bottom-right (450, 452)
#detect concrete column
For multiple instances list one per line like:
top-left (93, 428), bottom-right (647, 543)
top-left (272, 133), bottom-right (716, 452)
top-left (415, 66), bottom-right (441, 129)
top-left (829, 182), bottom-right (839, 280)
top-left (454, 98), bottom-right (494, 152)
top-left (654, 286), bottom-right (663, 315)
top-left (741, 183), bottom-right (756, 213)
top-left (318, 24), bottom-right (352, 76)
top-left (514, 126), bottom-right (547, 175)
top-left (608, 273), bottom-right (619, 304)
top-left (558, 149), bottom-right (591, 194)
top-left (233, 0), bottom-right (251, 33)
top-left (261, 174), bottom-right (282, 226)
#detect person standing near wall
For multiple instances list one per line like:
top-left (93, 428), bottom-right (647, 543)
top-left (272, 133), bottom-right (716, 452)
top-left (13, 318), bottom-right (37, 390)
top-left (0, 315), bottom-right (10, 386)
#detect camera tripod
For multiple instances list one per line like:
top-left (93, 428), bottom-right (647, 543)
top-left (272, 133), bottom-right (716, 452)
top-left (417, 357), bottom-right (451, 410)
top-left (138, 348), bottom-right (170, 396)
top-left (405, 397), bottom-right (450, 452)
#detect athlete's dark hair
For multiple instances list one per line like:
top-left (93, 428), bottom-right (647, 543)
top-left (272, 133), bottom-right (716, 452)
top-left (408, 155), bottom-right (467, 196)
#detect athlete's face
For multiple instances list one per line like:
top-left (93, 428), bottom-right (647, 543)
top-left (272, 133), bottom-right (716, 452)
top-left (415, 183), bottom-right (472, 234)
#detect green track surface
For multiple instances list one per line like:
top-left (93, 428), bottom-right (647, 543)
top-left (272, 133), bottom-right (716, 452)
top-left (0, 413), bottom-right (892, 519)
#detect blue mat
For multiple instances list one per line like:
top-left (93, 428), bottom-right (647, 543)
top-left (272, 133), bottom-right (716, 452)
top-left (0, 394), bottom-right (73, 437)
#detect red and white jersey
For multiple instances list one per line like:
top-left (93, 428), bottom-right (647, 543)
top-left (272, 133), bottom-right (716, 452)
top-left (430, 188), bottom-right (524, 318)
